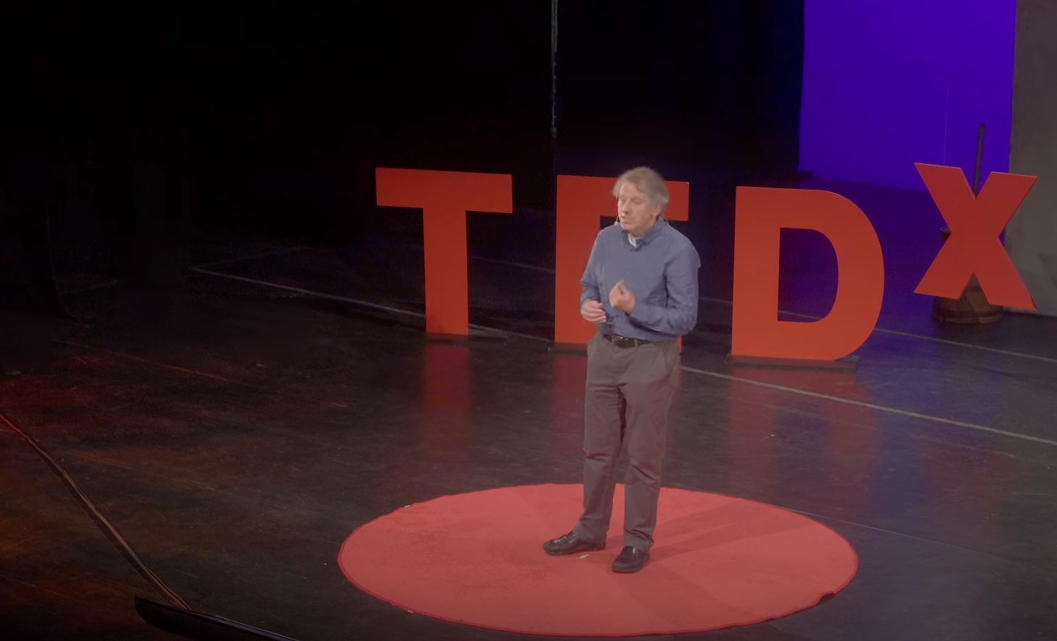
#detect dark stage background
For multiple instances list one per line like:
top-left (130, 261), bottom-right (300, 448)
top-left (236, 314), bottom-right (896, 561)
top-left (0, 1), bottom-right (804, 324)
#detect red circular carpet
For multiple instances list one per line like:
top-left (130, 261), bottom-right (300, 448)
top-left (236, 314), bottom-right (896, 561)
top-left (339, 484), bottom-right (857, 637)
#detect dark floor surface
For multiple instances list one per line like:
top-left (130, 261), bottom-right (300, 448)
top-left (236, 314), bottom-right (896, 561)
top-left (2, 156), bottom-right (1057, 641)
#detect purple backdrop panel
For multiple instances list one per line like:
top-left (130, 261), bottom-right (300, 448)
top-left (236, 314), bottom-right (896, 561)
top-left (799, 0), bottom-right (1017, 192)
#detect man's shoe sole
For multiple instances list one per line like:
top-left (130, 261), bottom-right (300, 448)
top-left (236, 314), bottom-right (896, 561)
top-left (612, 560), bottom-right (648, 573)
top-left (543, 542), bottom-right (605, 556)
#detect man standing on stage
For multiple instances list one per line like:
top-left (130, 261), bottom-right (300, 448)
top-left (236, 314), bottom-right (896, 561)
top-left (543, 166), bottom-right (700, 573)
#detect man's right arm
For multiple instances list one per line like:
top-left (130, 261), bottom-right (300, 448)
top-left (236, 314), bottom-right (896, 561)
top-left (580, 234), bottom-right (603, 305)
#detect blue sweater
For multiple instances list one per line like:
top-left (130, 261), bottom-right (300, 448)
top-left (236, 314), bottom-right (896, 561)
top-left (580, 219), bottom-right (701, 341)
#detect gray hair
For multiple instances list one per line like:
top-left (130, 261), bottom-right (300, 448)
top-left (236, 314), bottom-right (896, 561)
top-left (612, 166), bottom-right (670, 213)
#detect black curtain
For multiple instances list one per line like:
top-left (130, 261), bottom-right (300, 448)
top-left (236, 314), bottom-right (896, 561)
top-left (0, 3), bottom-right (557, 312)
top-left (556, 0), bottom-right (804, 174)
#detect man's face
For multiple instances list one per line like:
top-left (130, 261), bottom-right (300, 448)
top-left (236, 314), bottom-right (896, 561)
top-left (616, 181), bottom-right (662, 238)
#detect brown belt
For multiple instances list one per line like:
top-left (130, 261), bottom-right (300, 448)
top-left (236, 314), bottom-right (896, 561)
top-left (601, 334), bottom-right (655, 348)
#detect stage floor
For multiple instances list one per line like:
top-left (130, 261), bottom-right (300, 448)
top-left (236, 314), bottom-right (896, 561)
top-left (3, 167), bottom-right (1057, 640)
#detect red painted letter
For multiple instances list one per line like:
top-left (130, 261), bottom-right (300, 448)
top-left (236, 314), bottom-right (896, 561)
top-left (553, 175), bottom-right (690, 347)
top-left (375, 168), bottom-right (512, 337)
top-left (914, 163), bottom-right (1037, 310)
top-left (732, 187), bottom-right (884, 361)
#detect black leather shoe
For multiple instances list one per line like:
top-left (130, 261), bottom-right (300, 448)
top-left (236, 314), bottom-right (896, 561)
top-left (612, 546), bottom-right (650, 573)
top-left (543, 531), bottom-right (605, 556)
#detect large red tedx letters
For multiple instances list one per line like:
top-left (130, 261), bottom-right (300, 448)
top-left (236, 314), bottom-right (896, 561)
top-left (731, 187), bottom-right (886, 361)
top-left (375, 168), bottom-right (512, 337)
top-left (912, 163), bottom-right (1037, 310)
top-left (375, 165), bottom-right (1036, 360)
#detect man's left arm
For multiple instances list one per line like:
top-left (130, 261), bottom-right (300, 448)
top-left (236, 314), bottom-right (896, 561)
top-left (627, 244), bottom-right (701, 336)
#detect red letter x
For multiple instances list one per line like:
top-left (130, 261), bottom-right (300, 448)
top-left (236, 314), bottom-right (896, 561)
top-left (914, 163), bottom-right (1037, 310)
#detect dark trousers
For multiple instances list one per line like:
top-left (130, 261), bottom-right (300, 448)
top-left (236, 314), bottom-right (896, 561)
top-left (573, 334), bottom-right (680, 551)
